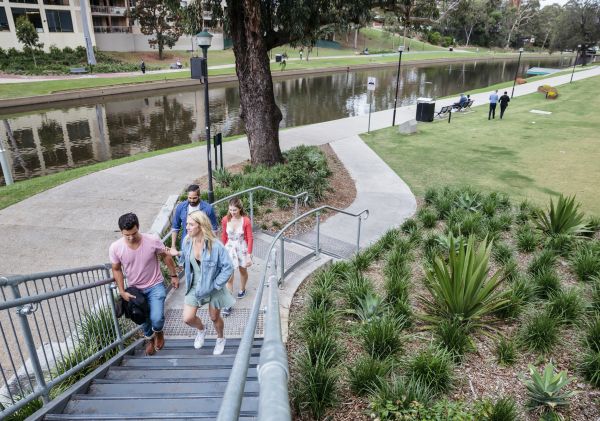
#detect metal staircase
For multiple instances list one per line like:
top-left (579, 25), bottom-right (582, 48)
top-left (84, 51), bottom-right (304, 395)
top-left (44, 338), bottom-right (263, 420)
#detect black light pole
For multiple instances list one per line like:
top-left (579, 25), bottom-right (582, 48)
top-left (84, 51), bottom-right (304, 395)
top-left (392, 45), bottom-right (405, 127)
top-left (197, 30), bottom-right (214, 203)
top-left (570, 44), bottom-right (581, 83)
top-left (511, 47), bottom-right (524, 98)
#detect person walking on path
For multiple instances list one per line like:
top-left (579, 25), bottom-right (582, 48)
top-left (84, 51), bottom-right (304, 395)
top-left (499, 91), bottom-right (510, 119)
top-left (170, 184), bottom-right (218, 252)
top-left (488, 90), bottom-right (499, 120)
top-left (220, 198), bottom-right (253, 317)
top-left (169, 211), bottom-right (234, 355)
top-left (109, 213), bottom-right (179, 356)
top-left (140, 60), bottom-right (146, 74)
top-left (299, 49), bottom-right (303, 60)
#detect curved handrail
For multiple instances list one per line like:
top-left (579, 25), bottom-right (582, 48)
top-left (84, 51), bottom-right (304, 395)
top-left (217, 205), bottom-right (368, 421)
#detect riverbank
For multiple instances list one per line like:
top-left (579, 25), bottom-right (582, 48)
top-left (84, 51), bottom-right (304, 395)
top-left (0, 52), bottom-right (561, 110)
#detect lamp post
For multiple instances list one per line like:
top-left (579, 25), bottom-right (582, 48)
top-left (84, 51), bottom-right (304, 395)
top-left (196, 30), bottom-right (214, 203)
top-left (392, 45), bottom-right (405, 127)
top-left (570, 44), bottom-right (581, 83)
top-left (510, 47), bottom-right (524, 98)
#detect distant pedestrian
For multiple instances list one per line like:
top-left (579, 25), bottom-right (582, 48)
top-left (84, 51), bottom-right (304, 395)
top-left (140, 60), bottom-right (146, 74)
top-left (109, 213), bottom-right (179, 356)
top-left (299, 49), bottom-right (303, 60)
top-left (169, 211), bottom-right (234, 355)
top-left (499, 91), bottom-right (510, 119)
top-left (221, 198), bottom-right (254, 317)
top-left (488, 89), bottom-right (499, 120)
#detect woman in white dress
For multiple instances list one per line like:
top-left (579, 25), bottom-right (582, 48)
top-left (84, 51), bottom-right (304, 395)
top-left (220, 198), bottom-right (254, 316)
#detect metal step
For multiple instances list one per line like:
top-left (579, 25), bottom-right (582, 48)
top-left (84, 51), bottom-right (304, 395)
top-left (46, 414), bottom-right (257, 420)
top-left (121, 355), bottom-right (260, 368)
top-left (87, 379), bottom-right (260, 396)
top-left (159, 338), bottom-right (263, 348)
top-left (104, 366), bottom-right (258, 381)
top-left (133, 345), bottom-right (262, 357)
top-left (62, 396), bottom-right (258, 415)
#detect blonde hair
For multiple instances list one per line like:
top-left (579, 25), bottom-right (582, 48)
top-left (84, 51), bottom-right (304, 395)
top-left (185, 210), bottom-right (216, 252)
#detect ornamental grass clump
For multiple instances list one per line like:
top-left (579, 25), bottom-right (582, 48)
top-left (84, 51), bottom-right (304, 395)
top-left (521, 361), bottom-right (576, 413)
top-left (401, 218), bottom-right (419, 234)
top-left (419, 235), bottom-right (509, 335)
top-left (418, 207), bottom-right (438, 229)
top-left (493, 242), bottom-right (514, 265)
top-left (495, 336), bottom-right (518, 366)
top-left (404, 345), bottom-right (455, 395)
top-left (359, 313), bottom-right (405, 359)
top-left (535, 194), bottom-right (590, 238)
top-left (304, 329), bottom-right (342, 368)
top-left (299, 303), bottom-right (337, 336)
top-left (348, 355), bottom-right (393, 396)
top-left (369, 375), bottom-right (433, 417)
top-left (434, 318), bottom-right (472, 360)
top-left (350, 292), bottom-right (387, 323)
top-left (488, 397), bottom-right (519, 421)
top-left (545, 233), bottom-right (577, 257)
top-left (518, 310), bottom-right (560, 354)
top-left (528, 249), bottom-right (557, 275)
top-left (517, 225), bottom-right (540, 253)
top-left (495, 275), bottom-right (534, 319)
top-left (570, 243), bottom-right (600, 282)
top-left (546, 288), bottom-right (586, 325)
top-left (532, 269), bottom-right (562, 299)
top-left (342, 270), bottom-right (374, 311)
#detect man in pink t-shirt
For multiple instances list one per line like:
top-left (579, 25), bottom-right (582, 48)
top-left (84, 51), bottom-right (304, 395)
top-left (109, 213), bottom-right (179, 356)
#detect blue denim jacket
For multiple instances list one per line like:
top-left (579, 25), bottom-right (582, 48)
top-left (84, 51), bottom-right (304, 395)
top-left (181, 238), bottom-right (233, 299)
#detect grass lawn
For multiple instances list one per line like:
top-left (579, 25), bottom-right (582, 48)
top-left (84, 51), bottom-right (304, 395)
top-left (362, 75), bottom-right (600, 216)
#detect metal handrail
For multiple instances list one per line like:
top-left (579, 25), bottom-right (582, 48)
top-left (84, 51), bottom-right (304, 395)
top-left (161, 185), bottom-right (309, 243)
top-left (217, 205), bottom-right (368, 421)
top-left (0, 265), bottom-right (137, 420)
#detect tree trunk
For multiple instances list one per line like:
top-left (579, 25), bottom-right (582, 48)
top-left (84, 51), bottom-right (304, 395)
top-left (354, 27), bottom-right (358, 49)
top-left (227, 0), bottom-right (283, 166)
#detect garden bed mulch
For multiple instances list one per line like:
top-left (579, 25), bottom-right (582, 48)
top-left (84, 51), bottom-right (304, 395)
top-left (287, 195), bottom-right (600, 421)
top-left (193, 143), bottom-right (356, 237)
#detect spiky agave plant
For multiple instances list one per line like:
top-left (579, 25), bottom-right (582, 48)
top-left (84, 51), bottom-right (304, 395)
top-left (419, 235), bottom-right (509, 334)
top-left (521, 361), bottom-right (576, 412)
top-left (535, 194), bottom-right (590, 237)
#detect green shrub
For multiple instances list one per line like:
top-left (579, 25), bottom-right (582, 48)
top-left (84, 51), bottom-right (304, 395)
top-left (384, 266), bottom-right (410, 305)
top-left (485, 216), bottom-right (504, 240)
top-left (419, 236), bottom-right (508, 334)
top-left (584, 316), bottom-right (600, 352)
top-left (418, 207), bottom-right (438, 229)
top-left (580, 349), bottom-right (600, 387)
top-left (369, 376), bottom-right (433, 419)
top-left (518, 310), bottom-right (560, 354)
top-left (516, 226), bottom-right (539, 253)
top-left (377, 228), bottom-right (401, 252)
top-left (401, 218), bottom-right (418, 234)
top-left (434, 318), bottom-right (471, 359)
top-left (308, 284), bottom-right (335, 310)
top-left (532, 269), bottom-right (562, 299)
top-left (312, 269), bottom-right (337, 292)
top-left (304, 329), bottom-right (342, 368)
top-left (300, 303), bottom-right (337, 335)
top-left (495, 276), bottom-right (533, 319)
top-left (459, 212), bottom-right (485, 237)
top-left (545, 233), bottom-right (576, 257)
top-left (482, 194), bottom-right (500, 217)
top-left (535, 194), bottom-right (590, 237)
top-left (495, 337), bottom-right (517, 366)
top-left (342, 271), bottom-right (374, 310)
top-left (492, 242), bottom-right (514, 265)
top-left (497, 212), bottom-right (514, 231)
top-left (546, 288), bottom-right (586, 325)
top-left (488, 397), bottom-right (518, 421)
top-left (348, 355), bottom-right (392, 396)
top-left (570, 244), bottom-right (600, 282)
top-left (521, 361), bottom-right (576, 412)
top-left (405, 345), bottom-right (455, 395)
top-left (390, 299), bottom-right (413, 328)
top-left (360, 313), bottom-right (404, 359)
top-left (528, 249), bottom-right (557, 275)
top-left (424, 187), bottom-right (438, 204)
top-left (291, 351), bottom-right (338, 419)
top-left (586, 215), bottom-right (600, 234)
top-left (502, 258), bottom-right (520, 282)
top-left (593, 278), bottom-right (600, 312)
top-left (351, 250), bottom-right (373, 272)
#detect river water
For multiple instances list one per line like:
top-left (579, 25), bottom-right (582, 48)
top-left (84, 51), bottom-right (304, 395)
top-left (0, 56), bottom-right (572, 184)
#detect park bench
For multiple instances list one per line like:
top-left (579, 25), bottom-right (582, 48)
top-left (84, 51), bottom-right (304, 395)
top-left (452, 99), bottom-right (475, 112)
top-left (69, 67), bottom-right (88, 74)
top-left (435, 105), bottom-right (452, 118)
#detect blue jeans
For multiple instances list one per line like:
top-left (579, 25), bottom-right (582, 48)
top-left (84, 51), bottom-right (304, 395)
top-left (141, 282), bottom-right (166, 337)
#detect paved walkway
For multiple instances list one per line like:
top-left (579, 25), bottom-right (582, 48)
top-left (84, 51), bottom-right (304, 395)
top-left (1, 66), bottom-right (599, 277)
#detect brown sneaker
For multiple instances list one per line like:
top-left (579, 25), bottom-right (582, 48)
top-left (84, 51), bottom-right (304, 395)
top-left (145, 338), bottom-right (156, 356)
top-left (154, 331), bottom-right (165, 351)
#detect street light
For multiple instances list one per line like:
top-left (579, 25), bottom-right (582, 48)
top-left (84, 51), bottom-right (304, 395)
top-left (392, 45), bottom-right (405, 127)
top-left (510, 47), bottom-right (524, 98)
top-left (570, 44), bottom-right (581, 83)
top-left (196, 30), bottom-right (214, 203)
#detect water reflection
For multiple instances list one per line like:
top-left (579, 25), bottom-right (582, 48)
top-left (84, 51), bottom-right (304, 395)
top-left (0, 57), bottom-right (570, 183)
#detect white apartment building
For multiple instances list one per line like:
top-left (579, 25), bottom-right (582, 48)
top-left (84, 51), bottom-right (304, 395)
top-left (0, 0), bottom-right (224, 52)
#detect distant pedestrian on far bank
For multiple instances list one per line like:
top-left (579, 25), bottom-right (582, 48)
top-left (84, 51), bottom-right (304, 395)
top-left (221, 198), bottom-right (254, 317)
top-left (299, 49), bottom-right (303, 60)
top-left (499, 91), bottom-right (510, 119)
top-left (488, 89), bottom-right (499, 120)
top-left (140, 60), bottom-right (146, 74)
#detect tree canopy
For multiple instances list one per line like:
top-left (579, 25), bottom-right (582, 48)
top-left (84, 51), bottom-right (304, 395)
top-left (130, 0), bottom-right (184, 59)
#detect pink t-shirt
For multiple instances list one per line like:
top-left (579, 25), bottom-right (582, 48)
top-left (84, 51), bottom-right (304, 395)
top-left (109, 233), bottom-right (165, 290)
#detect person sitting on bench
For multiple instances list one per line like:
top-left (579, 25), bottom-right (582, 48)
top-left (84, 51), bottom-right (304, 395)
top-left (453, 93), bottom-right (468, 110)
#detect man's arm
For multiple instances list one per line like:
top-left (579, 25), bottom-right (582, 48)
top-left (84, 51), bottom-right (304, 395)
top-left (112, 262), bottom-right (135, 301)
top-left (170, 204), bottom-right (182, 250)
top-left (159, 250), bottom-right (179, 289)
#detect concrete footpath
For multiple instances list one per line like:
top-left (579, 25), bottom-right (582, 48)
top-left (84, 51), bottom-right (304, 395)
top-left (1, 65), bottom-right (599, 278)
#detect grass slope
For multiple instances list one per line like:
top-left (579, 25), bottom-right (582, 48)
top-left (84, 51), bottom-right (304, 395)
top-left (362, 75), bottom-right (600, 215)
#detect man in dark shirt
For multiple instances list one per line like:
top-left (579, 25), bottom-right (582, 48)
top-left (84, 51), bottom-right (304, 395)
top-left (499, 91), bottom-right (511, 119)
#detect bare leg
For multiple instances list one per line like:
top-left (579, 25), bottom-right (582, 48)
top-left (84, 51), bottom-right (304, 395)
top-left (239, 267), bottom-right (248, 292)
top-left (182, 304), bottom-right (204, 330)
top-left (209, 305), bottom-right (224, 338)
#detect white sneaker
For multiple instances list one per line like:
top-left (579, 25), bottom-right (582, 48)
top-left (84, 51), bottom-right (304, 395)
top-left (194, 329), bottom-right (206, 349)
top-left (213, 337), bottom-right (226, 355)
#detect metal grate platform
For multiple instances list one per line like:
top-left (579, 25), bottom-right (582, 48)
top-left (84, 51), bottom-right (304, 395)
top-left (163, 308), bottom-right (263, 338)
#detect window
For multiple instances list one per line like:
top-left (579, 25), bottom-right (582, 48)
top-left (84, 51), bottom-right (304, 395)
top-left (10, 0), bottom-right (39, 4)
top-left (0, 8), bottom-right (10, 31)
top-left (11, 8), bottom-right (43, 31)
top-left (46, 9), bottom-right (73, 32)
top-left (43, 0), bottom-right (70, 5)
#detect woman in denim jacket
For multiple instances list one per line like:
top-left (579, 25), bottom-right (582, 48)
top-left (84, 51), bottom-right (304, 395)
top-left (169, 210), bottom-right (234, 355)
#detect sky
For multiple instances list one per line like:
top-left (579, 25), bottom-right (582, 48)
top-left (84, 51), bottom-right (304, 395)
top-left (539, 0), bottom-right (570, 6)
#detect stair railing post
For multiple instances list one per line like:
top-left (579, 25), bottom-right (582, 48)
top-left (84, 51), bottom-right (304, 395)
top-left (249, 191), bottom-right (254, 228)
top-left (315, 211), bottom-right (321, 259)
top-left (279, 236), bottom-right (285, 285)
top-left (11, 285), bottom-right (50, 404)
top-left (104, 265), bottom-right (124, 350)
top-left (293, 197), bottom-right (299, 234)
top-left (356, 215), bottom-right (362, 254)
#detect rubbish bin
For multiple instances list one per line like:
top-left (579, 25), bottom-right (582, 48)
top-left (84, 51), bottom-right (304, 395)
top-left (416, 97), bottom-right (435, 122)
top-left (275, 54), bottom-right (282, 63)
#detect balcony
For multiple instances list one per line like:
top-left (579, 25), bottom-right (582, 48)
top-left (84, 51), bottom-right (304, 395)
top-left (94, 25), bottom-right (131, 33)
top-left (91, 5), bottom-right (127, 15)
